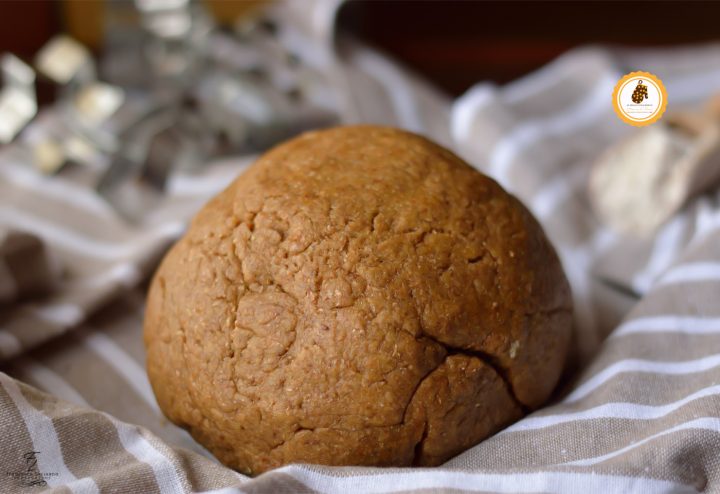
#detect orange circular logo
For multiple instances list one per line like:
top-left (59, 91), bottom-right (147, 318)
top-left (612, 71), bottom-right (667, 126)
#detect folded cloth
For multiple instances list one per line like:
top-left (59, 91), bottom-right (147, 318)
top-left (0, 150), bottom-right (256, 360)
top-left (0, 229), bottom-right (58, 306)
top-left (1, 1), bottom-right (720, 492)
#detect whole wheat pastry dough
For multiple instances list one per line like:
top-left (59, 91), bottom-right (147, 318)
top-left (144, 126), bottom-right (572, 474)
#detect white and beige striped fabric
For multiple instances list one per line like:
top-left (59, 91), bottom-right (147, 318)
top-left (2, 2), bottom-right (720, 492)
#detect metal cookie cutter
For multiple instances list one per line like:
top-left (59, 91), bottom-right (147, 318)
top-left (0, 54), bottom-right (37, 144)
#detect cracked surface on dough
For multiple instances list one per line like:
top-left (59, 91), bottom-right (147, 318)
top-left (143, 126), bottom-right (573, 475)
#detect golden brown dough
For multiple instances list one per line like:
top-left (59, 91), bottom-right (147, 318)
top-left (143, 126), bottom-right (573, 475)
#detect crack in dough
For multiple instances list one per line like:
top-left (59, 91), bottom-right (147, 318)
top-left (144, 126), bottom-right (573, 475)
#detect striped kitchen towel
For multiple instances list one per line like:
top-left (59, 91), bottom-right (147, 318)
top-left (2, 0), bottom-right (720, 492)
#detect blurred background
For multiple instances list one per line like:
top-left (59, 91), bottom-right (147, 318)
top-left (1, 0), bottom-right (719, 304)
top-left (2, 0), bottom-right (720, 98)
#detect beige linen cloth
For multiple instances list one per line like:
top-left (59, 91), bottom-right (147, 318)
top-left (2, 2), bottom-right (720, 492)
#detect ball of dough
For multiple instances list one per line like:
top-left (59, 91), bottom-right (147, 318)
top-left (144, 126), bottom-right (572, 474)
